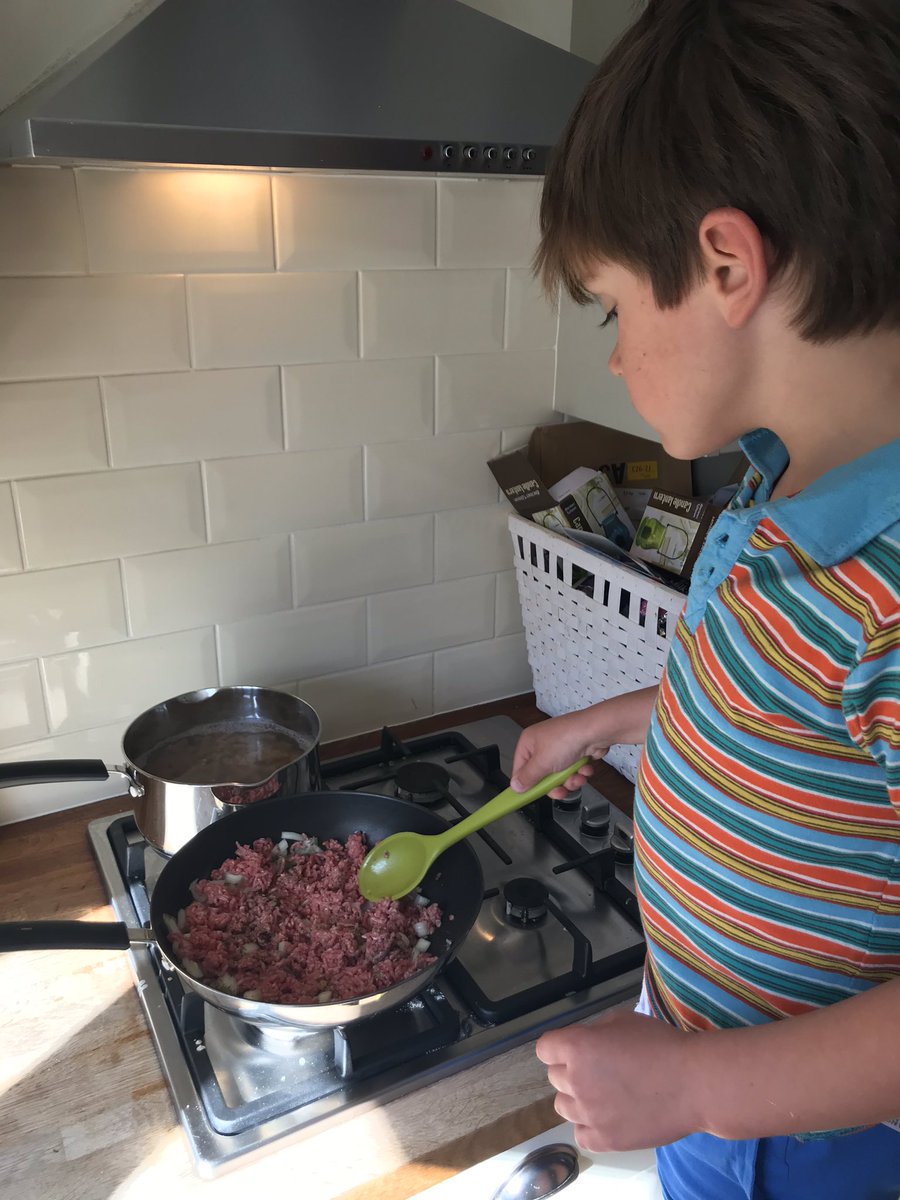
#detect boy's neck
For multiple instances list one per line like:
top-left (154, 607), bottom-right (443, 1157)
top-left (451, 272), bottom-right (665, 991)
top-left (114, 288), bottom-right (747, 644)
top-left (757, 325), bottom-right (900, 500)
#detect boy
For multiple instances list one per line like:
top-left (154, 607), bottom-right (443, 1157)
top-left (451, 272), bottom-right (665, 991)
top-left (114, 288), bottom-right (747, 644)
top-left (509, 1), bottom-right (900, 1196)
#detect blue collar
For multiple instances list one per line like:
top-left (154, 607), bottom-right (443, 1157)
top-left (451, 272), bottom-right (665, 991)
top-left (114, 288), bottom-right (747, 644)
top-left (738, 428), bottom-right (900, 567)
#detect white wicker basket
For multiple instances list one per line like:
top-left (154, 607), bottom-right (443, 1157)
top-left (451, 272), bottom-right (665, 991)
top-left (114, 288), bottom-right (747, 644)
top-left (509, 513), bottom-right (684, 782)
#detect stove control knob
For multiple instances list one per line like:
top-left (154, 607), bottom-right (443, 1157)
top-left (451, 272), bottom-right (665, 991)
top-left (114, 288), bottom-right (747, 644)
top-left (553, 785), bottom-right (582, 812)
top-left (611, 822), bottom-right (635, 863)
top-left (503, 877), bottom-right (549, 926)
top-left (580, 796), bottom-right (611, 837)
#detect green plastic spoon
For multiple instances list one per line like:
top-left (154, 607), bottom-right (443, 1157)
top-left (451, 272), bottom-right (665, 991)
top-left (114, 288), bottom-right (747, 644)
top-left (357, 758), bottom-right (590, 902)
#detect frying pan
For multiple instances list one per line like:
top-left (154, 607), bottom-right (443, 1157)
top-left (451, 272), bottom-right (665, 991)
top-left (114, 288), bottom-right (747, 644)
top-left (0, 791), bottom-right (484, 1031)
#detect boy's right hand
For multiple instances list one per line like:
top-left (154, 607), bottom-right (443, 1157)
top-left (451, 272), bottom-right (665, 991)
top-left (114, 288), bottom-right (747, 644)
top-left (510, 710), bottom-right (610, 799)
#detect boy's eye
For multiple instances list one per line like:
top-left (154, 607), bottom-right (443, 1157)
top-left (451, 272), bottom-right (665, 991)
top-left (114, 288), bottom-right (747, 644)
top-left (599, 305), bottom-right (618, 329)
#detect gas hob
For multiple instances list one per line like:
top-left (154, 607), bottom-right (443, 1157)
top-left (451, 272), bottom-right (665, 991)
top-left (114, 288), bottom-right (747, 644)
top-left (88, 715), bottom-right (644, 1176)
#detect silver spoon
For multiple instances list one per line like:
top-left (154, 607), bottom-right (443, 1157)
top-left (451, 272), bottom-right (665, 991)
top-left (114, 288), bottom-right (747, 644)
top-left (490, 1142), bottom-right (580, 1200)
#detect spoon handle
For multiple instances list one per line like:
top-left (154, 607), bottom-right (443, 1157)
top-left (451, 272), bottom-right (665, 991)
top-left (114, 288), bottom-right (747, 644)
top-left (433, 758), bottom-right (590, 852)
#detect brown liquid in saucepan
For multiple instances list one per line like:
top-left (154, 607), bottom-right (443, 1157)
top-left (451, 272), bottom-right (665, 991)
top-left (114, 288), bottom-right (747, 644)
top-left (133, 722), bottom-right (315, 785)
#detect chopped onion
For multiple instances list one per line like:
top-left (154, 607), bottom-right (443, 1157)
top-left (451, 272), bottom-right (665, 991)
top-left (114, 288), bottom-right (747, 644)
top-left (182, 958), bottom-right (202, 979)
top-left (189, 879), bottom-right (204, 902)
top-left (274, 839), bottom-right (288, 855)
top-left (176, 908), bottom-right (187, 932)
top-left (242, 942), bottom-right (258, 955)
top-left (163, 913), bottom-right (179, 936)
top-left (243, 989), bottom-right (262, 1002)
top-left (413, 920), bottom-right (431, 939)
top-left (223, 871), bottom-right (245, 887)
top-left (217, 974), bottom-right (238, 995)
top-left (277, 940), bottom-right (287, 954)
top-left (281, 831), bottom-right (303, 841)
top-left (317, 990), bottom-right (333, 1003)
top-left (415, 894), bottom-right (430, 908)
top-left (414, 937), bottom-right (431, 954)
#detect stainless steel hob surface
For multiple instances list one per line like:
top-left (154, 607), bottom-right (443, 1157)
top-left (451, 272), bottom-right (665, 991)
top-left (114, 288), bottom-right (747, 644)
top-left (88, 715), bottom-right (644, 1176)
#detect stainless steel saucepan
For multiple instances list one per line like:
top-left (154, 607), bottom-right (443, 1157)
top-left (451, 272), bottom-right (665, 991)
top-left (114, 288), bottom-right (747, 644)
top-left (0, 686), bottom-right (321, 855)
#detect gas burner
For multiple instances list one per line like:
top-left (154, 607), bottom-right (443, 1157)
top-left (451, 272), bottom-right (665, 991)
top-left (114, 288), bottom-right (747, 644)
top-left (503, 877), bottom-right (549, 926)
top-left (394, 761), bottom-right (450, 804)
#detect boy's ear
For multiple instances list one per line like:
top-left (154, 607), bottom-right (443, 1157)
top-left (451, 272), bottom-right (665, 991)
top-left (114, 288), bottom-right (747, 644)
top-left (698, 208), bottom-right (769, 329)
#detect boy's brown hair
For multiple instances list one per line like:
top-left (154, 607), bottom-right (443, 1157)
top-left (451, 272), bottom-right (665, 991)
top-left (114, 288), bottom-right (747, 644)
top-left (537, 0), bottom-right (900, 342)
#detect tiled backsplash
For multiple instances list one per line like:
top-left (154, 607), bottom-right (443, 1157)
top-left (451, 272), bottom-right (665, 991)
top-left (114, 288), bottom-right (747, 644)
top-left (0, 165), bottom-right (558, 822)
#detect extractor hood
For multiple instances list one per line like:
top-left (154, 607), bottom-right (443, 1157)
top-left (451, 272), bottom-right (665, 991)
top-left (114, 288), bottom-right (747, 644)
top-left (0, 0), bottom-right (596, 174)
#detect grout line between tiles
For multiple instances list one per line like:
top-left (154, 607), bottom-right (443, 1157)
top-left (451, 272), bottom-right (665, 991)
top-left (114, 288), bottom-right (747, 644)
top-left (117, 557), bottom-right (133, 637)
top-left (356, 270), bottom-right (364, 359)
top-left (213, 623), bottom-right (224, 686)
top-left (96, 376), bottom-right (114, 468)
top-left (198, 460), bottom-right (212, 543)
top-left (433, 178), bottom-right (441, 267)
top-left (278, 364), bottom-right (289, 450)
top-left (267, 174), bottom-right (278, 271)
top-left (35, 654), bottom-right (54, 737)
top-left (71, 167), bottom-right (92, 275)
top-left (502, 268), bottom-right (511, 350)
top-left (8, 480), bottom-right (28, 571)
top-left (183, 274), bottom-right (196, 367)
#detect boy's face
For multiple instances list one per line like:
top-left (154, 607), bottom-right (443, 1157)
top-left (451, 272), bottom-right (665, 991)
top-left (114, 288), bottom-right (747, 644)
top-left (583, 262), bottom-right (756, 460)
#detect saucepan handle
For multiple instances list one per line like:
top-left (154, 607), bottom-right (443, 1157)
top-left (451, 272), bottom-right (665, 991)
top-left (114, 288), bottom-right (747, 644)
top-left (0, 921), bottom-right (145, 951)
top-left (0, 759), bottom-right (110, 787)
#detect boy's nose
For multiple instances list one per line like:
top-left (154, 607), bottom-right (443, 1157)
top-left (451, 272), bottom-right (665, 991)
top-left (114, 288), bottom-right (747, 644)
top-left (608, 342), bottom-right (624, 377)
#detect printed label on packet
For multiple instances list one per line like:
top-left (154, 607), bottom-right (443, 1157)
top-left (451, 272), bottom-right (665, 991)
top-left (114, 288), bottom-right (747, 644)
top-left (625, 460), bottom-right (659, 482)
top-left (882, 1118), bottom-right (900, 1133)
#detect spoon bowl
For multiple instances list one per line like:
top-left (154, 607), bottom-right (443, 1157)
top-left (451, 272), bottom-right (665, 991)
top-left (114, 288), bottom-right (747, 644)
top-left (357, 758), bottom-right (589, 901)
top-left (490, 1142), bottom-right (580, 1200)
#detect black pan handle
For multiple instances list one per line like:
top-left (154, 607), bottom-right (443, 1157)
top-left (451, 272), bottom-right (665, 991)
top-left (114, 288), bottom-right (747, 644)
top-left (0, 759), bottom-right (110, 787)
top-left (0, 921), bottom-right (132, 951)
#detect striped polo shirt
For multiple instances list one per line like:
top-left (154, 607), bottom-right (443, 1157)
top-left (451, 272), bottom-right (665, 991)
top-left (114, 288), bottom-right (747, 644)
top-left (635, 429), bottom-right (900, 1034)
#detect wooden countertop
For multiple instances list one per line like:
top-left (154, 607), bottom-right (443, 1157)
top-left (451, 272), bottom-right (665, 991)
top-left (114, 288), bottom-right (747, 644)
top-left (0, 696), bottom-right (635, 1200)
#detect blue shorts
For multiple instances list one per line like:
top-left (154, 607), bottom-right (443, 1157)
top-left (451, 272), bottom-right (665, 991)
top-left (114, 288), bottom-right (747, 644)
top-left (656, 1124), bottom-right (900, 1200)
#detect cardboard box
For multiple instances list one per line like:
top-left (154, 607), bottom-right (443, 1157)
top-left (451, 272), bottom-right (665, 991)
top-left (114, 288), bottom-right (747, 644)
top-left (488, 420), bottom-right (694, 532)
top-left (631, 489), bottom-right (717, 577)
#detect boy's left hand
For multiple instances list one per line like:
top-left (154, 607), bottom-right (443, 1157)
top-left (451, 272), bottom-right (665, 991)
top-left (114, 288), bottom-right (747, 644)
top-left (536, 1009), bottom-right (698, 1152)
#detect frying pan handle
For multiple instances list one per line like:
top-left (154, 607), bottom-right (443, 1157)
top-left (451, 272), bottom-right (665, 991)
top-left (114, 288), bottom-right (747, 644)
top-left (0, 759), bottom-right (110, 787)
top-left (0, 921), bottom-right (137, 951)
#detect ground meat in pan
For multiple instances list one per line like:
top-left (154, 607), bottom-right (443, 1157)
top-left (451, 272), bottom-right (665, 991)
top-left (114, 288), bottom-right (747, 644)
top-left (166, 832), bottom-right (443, 1005)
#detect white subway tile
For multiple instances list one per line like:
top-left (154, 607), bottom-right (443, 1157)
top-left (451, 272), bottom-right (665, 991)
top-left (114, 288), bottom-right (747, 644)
top-left (368, 575), bottom-right (495, 663)
top-left (274, 175), bottom-right (435, 270)
top-left (217, 598), bottom-right (366, 686)
top-left (505, 269), bottom-right (559, 350)
top-left (123, 537), bottom-right (292, 637)
top-left (206, 447), bottom-right (363, 541)
top-left (187, 273), bottom-right (357, 369)
top-left (0, 379), bottom-right (107, 480)
top-left (284, 358), bottom-right (433, 450)
top-left (0, 720), bottom-right (128, 823)
top-left (0, 167), bottom-right (85, 275)
top-left (365, 430), bottom-right (500, 519)
top-left (361, 269), bottom-right (505, 359)
top-left (0, 561), bottom-right (127, 663)
top-left (104, 367), bottom-right (282, 467)
top-left (435, 349), bottom-right (555, 433)
top-left (78, 168), bottom-right (274, 273)
top-left (500, 414), bottom-right (563, 451)
top-left (0, 275), bottom-right (189, 381)
top-left (434, 632), bottom-right (532, 712)
top-left (0, 484), bottom-right (22, 573)
top-left (434, 504), bottom-right (513, 580)
top-left (438, 179), bottom-right (540, 267)
top-left (495, 569), bottom-right (524, 636)
top-left (292, 514), bottom-right (433, 605)
top-left (298, 655), bottom-right (433, 742)
top-left (43, 628), bottom-right (219, 734)
top-left (0, 660), bottom-right (48, 749)
top-left (17, 464), bottom-right (206, 569)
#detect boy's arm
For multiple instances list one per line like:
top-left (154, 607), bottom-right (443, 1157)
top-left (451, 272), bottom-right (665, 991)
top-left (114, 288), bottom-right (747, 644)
top-left (537, 976), bottom-right (900, 1151)
top-left (510, 685), bottom-right (659, 794)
